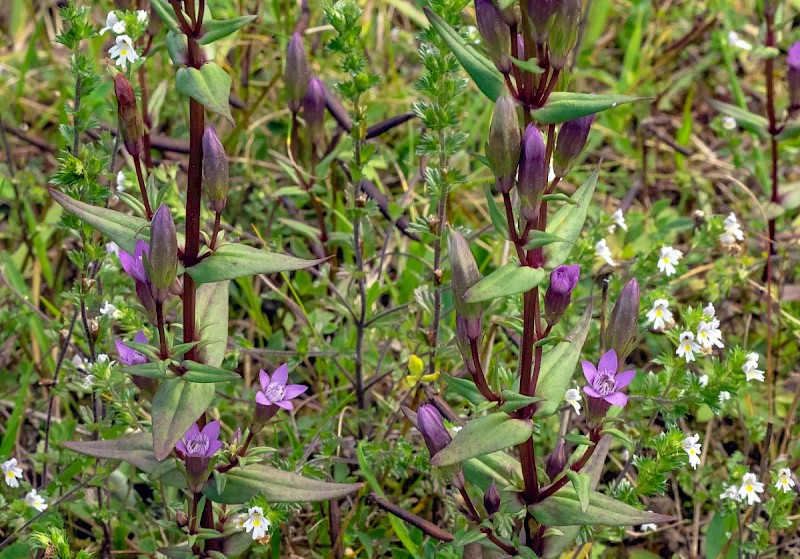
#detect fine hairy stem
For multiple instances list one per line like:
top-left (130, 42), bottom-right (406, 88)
top-left (155, 302), bottom-right (168, 358)
top-left (352, 129), bottom-right (367, 410)
top-left (133, 154), bottom-right (153, 219)
top-left (469, 338), bottom-right (498, 401)
top-left (428, 129), bottom-right (451, 379)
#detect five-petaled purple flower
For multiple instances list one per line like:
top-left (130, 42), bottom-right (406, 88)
top-left (115, 331), bottom-right (148, 366)
top-left (581, 349), bottom-right (634, 407)
top-left (119, 240), bottom-right (150, 284)
top-left (256, 364), bottom-right (307, 410)
top-left (176, 420), bottom-right (223, 458)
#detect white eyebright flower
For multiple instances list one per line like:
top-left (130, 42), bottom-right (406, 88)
top-left (682, 433), bottom-right (702, 470)
top-left (729, 31), bottom-right (753, 51)
top-left (737, 472), bottom-right (764, 505)
top-left (24, 489), bottom-right (47, 512)
top-left (718, 390), bottom-right (731, 403)
top-left (100, 12), bottom-right (120, 34)
top-left (109, 35), bottom-right (139, 70)
top-left (242, 506), bottom-right (270, 540)
top-left (564, 388), bottom-right (582, 415)
top-left (774, 468), bottom-right (795, 493)
top-left (594, 238), bottom-right (615, 266)
top-left (657, 246), bottom-right (682, 277)
top-left (100, 301), bottom-right (122, 319)
top-left (721, 116), bottom-right (737, 131)
top-left (137, 10), bottom-right (149, 24)
top-left (676, 331), bottom-right (699, 363)
top-left (608, 209), bottom-right (627, 233)
top-left (719, 484), bottom-right (740, 501)
top-left (2, 458), bottom-right (23, 488)
top-left (116, 170), bottom-right (128, 192)
top-left (645, 299), bottom-right (673, 331)
top-left (106, 241), bottom-right (120, 256)
top-left (719, 213), bottom-right (744, 245)
top-left (697, 320), bottom-right (724, 350)
top-left (639, 522), bottom-right (657, 532)
top-left (698, 374), bottom-right (709, 388)
top-left (743, 352), bottom-right (764, 382)
top-left (703, 302), bottom-right (716, 319)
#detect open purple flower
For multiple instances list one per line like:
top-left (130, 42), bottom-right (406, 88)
top-left (176, 420), bottom-right (223, 491)
top-left (256, 364), bottom-right (307, 410)
top-left (119, 240), bottom-right (150, 284)
top-left (582, 349), bottom-right (635, 407)
top-left (115, 331), bottom-right (148, 366)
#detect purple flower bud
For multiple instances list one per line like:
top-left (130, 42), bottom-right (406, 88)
top-left (303, 77), bottom-right (327, 147)
top-left (114, 73), bottom-right (143, 157)
top-left (475, 0), bottom-right (511, 74)
top-left (486, 95), bottom-right (521, 194)
top-left (548, 0), bottom-right (581, 69)
top-left (119, 240), bottom-right (150, 284)
top-left (518, 124), bottom-right (547, 223)
top-left (582, 349), bottom-right (635, 418)
top-left (417, 403), bottom-right (452, 457)
top-left (147, 205), bottom-right (178, 298)
top-left (202, 126), bottom-right (229, 213)
top-left (285, 32), bottom-right (310, 113)
top-left (603, 279), bottom-right (640, 362)
top-left (115, 331), bottom-right (148, 366)
top-left (175, 420), bottom-right (223, 491)
top-left (455, 315), bottom-right (478, 374)
top-left (544, 264), bottom-right (580, 326)
top-left (483, 482), bottom-right (500, 515)
top-left (788, 42), bottom-right (800, 109)
top-left (135, 278), bottom-right (157, 320)
top-left (526, 0), bottom-right (557, 43)
top-left (553, 114), bottom-right (595, 178)
top-left (448, 231), bottom-right (484, 340)
top-left (545, 439), bottom-right (566, 479)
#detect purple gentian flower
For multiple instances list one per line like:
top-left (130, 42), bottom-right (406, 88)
top-left (115, 331), bottom-right (148, 366)
top-left (581, 349), bottom-right (635, 407)
top-left (544, 264), bottom-right (580, 325)
top-left (788, 41), bottom-right (800, 70)
top-left (119, 240), bottom-right (150, 284)
top-left (417, 403), bottom-right (452, 457)
top-left (176, 420), bottom-right (223, 458)
top-left (255, 364), bottom-right (308, 410)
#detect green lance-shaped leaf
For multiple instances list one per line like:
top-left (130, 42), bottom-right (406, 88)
top-left (534, 303), bottom-right (592, 417)
top-left (176, 63), bottom-right (234, 124)
top-left (442, 374), bottom-right (484, 405)
top-left (196, 280), bottom-right (229, 367)
top-left (152, 378), bottom-right (215, 460)
top-left (464, 264), bottom-right (547, 303)
top-left (564, 470), bottom-right (590, 512)
top-left (49, 189), bottom-right (149, 254)
top-left (198, 15), bottom-right (257, 45)
top-left (530, 488), bottom-right (674, 527)
top-left (202, 463), bottom-right (363, 504)
top-left (123, 361), bottom-right (170, 379)
top-left (708, 99), bottom-right (769, 139)
top-left (186, 243), bottom-right (325, 283)
top-left (181, 361), bottom-right (240, 383)
top-left (150, 0), bottom-right (181, 33)
top-left (531, 92), bottom-right (646, 124)
top-left (431, 413), bottom-right (534, 467)
top-left (464, 450), bottom-right (523, 491)
top-left (423, 8), bottom-right (505, 101)
top-left (544, 167), bottom-right (599, 267)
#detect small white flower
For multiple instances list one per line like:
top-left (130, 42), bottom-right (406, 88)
top-left (737, 472), bottom-right (764, 505)
top-left (682, 433), bottom-right (702, 470)
top-left (564, 388), bottom-right (582, 415)
top-left (743, 353), bottom-right (764, 382)
top-left (774, 468), bottom-right (795, 493)
top-left (676, 331), bottom-right (700, 363)
top-left (137, 10), bottom-right (149, 24)
top-left (548, 158), bottom-right (555, 183)
top-left (719, 213), bottom-right (744, 245)
top-left (451, 425), bottom-right (463, 434)
top-left (697, 320), bottom-right (724, 350)
top-left (639, 522), bottom-right (657, 532)
top-left (112, 20), bottom-right (127, 34)
top-left (718, 390), bottom-right (731, 403)
top-left (703, 302), bottom-right (716, 319)
top-left (657, 246), bottom-right (682, 277)
top-left (242, 506), bottom-right (270, 540)
top-left (608, 209), bottom-right (628, 233)
top-left (116, 170), bottom-right (128, 192)
top-left (698, 374), bottom-right (709, 388)
top-left (729, 31), bottom-right (753, 51)
top-left (97, 354), bottom-right (109, 364)
top-left (106, 241), bottom-right (120, 256)
top-left (100, 12), bottom-right (120, 34)
top-left (109, 35), bottom-right (139, 70)
top-left (99, 301), bottom-right (122, 319)
top-left (82, 375), bottom-right (96, 390)
top-left (24, 489), bottom-right (47, 512)
top-left (234, 513), bottom-right (248, 530)
top-left (720, 484), bottom-right (740, 501)
top-left (645, 299), bottom-right (673, 331)
top-left (721, 116), bottom-right (737, 131)
top-left (594, 238), bottom-right (615, 266)
top-left (2, 458), bottom-right (23, 488)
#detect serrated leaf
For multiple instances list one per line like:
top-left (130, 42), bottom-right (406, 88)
top-left (530, 488), bottom-right (674, 526)
top-left (431, 413), bottom-right (534, 467)
top-left (424, 8), bottom-right (504, 101)
top-left (464, 264), bottom-right (546, 303)
top-left (176, 63), bottom-right (234, 124)
top-left (152, 378), bottom-right (215, 460)
top-left (186, 243), bottom-right (324, 283)
top-left (709, 99), bottom-right (769, 139)
top-left (545, 168), bottom-right (598, 267)
top-left (531, 92), bottom-right (645, 124)
top-left (196, 281), bottom-right (229, 367)
top-left (198, 15), bottom-right (256, 45)
top-left (565, 471), bottom-right (590, 512)
top-left (202, 463), bottom-right (363, 504)
top-left (181, 361), bottom-right (240, 383)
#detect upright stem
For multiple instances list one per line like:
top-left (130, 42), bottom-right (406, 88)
top-left (155, 302), bottom-right (168, 359)
top-left (352, 110), bottom-right (367, 409)
top-left (133, 155), bottom-right (153, 219)
top-left (428, 135), bottom-right (450, 378)
top-left (764, 12), bottom-right (778, 422)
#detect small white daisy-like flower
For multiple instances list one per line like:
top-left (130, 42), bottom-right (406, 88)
top-left (728, 31), bottom-right (753, 51)
top-left (100, 11), bottom-right (120, 34)
top-left (608, 209), bottom-right (628, 233)
top-left (697, 320), bottom-right (724, 350)
top-left (639, 522), bottom-right (657, 532)
top-left (676, 331), bottom-right (700, 363)
top-left (564, 388), bottom-right (582, 415)
top-left (645, 299), bottom-right (673, 331)
top-left (109, 35), bottom-right (139, 70)
top-left (682, 433), bottom-right (702, 470)
top-left (719, 213), bottom-right (744, 245)
top-left (742, 352), bottom-right (764, 382)
top-left (721, 116), bottom-right (737, 131)
top-left (737, 472), bottom-right (764, 505)
top-left (2, 458), bottom-right (23, 488)
top-left (720, 484), bottom-right (740, 501)
top-left (718, 390), bottom-right (731, 403)
top-left (136, 10), bottom-right (149, 24)
top-left (242, 506), bottom-right (270, 540)
top-left (698, 374), bottom-right (709, 388)
top-left (106, 241), bottom-right (120, 256)
top-left (71, 354), bottom-right (89, 372)
top-left (594, 238), bottom-right (615, 266)
top-left (451, 425), bottom-right (463, 434)
top-left (657, 246), bottom-right (682, 277)
top-left (24, 489), bottom-right (47, 512)
top-left (99, 301), bottom-right (122, 319)
top-left (774, 468), bottom-right (795, 493)
top-left (116, 170), bottom-right (128, 192)
top-left (703, 302), bottom-right (716, 319)
top-left (82, 375), bottom-right (96, 390)
top-left (97, 354), bottom-right (110, 364)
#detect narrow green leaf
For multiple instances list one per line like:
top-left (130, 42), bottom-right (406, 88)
top-left (431, 413), bottom-right (534, 467)
top-left (530, 488), bottom-right (674, 526)
top-left (196, 281), bottom-right (229, 367)
top-left (777, 122), bottom-right (800, 141)
top-left (498, 391), bottom-right (545, 413)
top-left (565, 471), bottom-right (590, 512)
top-left (423, 8), bottom-right (504, 101)
top-left (198, 15), bottom-right (257, 45)
top-left (524, 230), bottom-right (570, 250)
top-left (511, 57), bottom-right (543, 74)
top-left (150, 0), bottom-right (181, 33)
top-left (464, 450), bottom-right (522, 490)
top-left (709, 99), bottom-right (769, 139)
top-left (531, 92), bottom-right (645, 124)
top-left (545, 168), bottom-right (599, 267)
top-left (442, 374), bottom-right (484, 405)
top-left (601, 427), bottom-right (632, 446)
top-left (152, 378), bottom-right (215, 460)
top-left (182, 361), bottom-right (240, 383)
top-left (176, 63), bottom-right (234, 124)
top-left (123, 362), bottom-right (170, 379)
top-left (186, 243), bottom-right (324, 283)
top-left (464, 264), bottom-right (546, 303)
top-left (485, 185), bottom-right (509, 240)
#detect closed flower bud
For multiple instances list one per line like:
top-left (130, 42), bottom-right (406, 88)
top-left (147, 205), bottom-right (178, 297)
top-left (175, 511), bottom-right (189, 528)
top-left (544, 264), bottom-right (580, 326)
top-left (448, 231), bottom-right (484, 340)
top-left (604, 278), bottom-right (640, 361)
top-left (545, 439), bottom-right (566, 479)
top-left (475, 0), bottom-right (512, 74)
top-left (135, 277), bottom-right (157, 320)
top-left (548, 0), bottom-right (581, 70)
top-left (486, 95), bottom-right (521, 194)
top-left (114, 73), bottom-right (143, 156)
top-left (303, 77), bottom-right (327, 147)
top-left (526, 0), bottom-right (557, 43)
top-left (202, 126), bottom-right (229, 213)
top-left (417, 403), bottom-right (452, 457)
top-left (518, 124), bottom-right (547, 223)
top-left (788, 42), bottom-right (800, 110)
top-left (285, 32), bottom-right (310, 113)
top-left (483, 482), bottom-right (500, 515)
top-left (553, 114), bottom-right (595, 178)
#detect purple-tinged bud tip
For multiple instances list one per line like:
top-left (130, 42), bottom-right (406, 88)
top-left (114, 74), bottom-right (143, 157)
top-left (475, 0), bottom-right (512, 74)
top-left (603, 278), bottom-right (640, 361)
top-left (553, 114), bottom-right (595, 178)
top-left (448, 231), bottom-right (484, 340)
top-left (545, 440), bottom-right (567, 479)
top-left (544, 264), bottom-right (580, 326)
top-left (147, 205), bottom-right (178, 297)
top-left (202, 126), bottom-right (229, 213)
top-left (518, 124), bottom-right (547, 223)
top-left (548, 0), bottom-right (581, 69)
top-left (417, 403), bottom-right (452, 457)
top-left (303, 77), bottom-right (327, 147)
top-left (486, 95), bottom-right (521, 194)
top-left (526, 0), bottom-right (557, 43)
top-left (285, 32), bottom-right (310, 113)
top-left (483, 482), bottom-right (500, 515)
